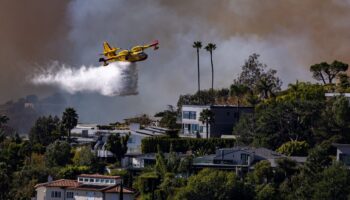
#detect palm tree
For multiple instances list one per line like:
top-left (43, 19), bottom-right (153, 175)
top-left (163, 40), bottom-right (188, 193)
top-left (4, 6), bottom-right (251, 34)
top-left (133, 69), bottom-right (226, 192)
top-left (193, 41), bottom-right (202, 102)
top-left (199, 109), bottom-right (214, 139)
top-left (62, 107), bottom-right (78, 141)
top-left (257, 77), bottom-right (276, 99)
top-left (205, 43), bottom-right (217, 92)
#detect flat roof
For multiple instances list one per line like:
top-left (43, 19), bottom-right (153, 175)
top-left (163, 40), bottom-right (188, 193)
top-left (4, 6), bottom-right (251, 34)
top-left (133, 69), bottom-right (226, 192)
top-left (78, 174), bottom-right (120, 179)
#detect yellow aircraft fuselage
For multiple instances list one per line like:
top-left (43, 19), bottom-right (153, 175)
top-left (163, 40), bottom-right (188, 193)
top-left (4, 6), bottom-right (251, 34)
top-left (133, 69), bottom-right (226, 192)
top-left (99, 41), bottom-right (159, 66)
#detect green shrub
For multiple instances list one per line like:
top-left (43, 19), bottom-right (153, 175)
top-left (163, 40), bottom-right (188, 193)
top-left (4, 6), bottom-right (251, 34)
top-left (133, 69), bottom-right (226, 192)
top-left (276, 140), bottom-right (309, 156)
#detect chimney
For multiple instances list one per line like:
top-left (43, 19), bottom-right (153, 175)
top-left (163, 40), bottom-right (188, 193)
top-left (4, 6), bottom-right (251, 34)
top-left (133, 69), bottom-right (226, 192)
top-left (48, 175), bottom-right (53, 183)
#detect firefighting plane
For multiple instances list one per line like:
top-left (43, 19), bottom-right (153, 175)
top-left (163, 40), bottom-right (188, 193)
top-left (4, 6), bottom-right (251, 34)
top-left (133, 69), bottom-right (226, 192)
top-left (98, 40), bottom-right (159, 66)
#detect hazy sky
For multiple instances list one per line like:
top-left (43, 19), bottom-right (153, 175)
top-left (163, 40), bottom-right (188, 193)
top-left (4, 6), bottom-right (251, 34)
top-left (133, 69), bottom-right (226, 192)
top-left (1, 0), bottom-right (350, 123)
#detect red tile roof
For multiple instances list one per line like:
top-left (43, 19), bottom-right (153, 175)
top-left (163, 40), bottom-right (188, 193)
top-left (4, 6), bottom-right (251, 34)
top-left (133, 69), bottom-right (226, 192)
top-left (35, 174), bottom-right (134, 194)
top-left (104, 185), bottom-right (134, 194)
top-left (35, 179), bottom-right (79, 188)
top-left (78, 174), bottom-right (120, 179)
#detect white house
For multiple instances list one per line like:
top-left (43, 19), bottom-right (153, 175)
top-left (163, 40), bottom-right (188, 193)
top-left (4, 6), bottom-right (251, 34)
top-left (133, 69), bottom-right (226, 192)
top-left (181, 105), bottom-right (254, 138)
top-left (35, 174), bottom-right (134, 200)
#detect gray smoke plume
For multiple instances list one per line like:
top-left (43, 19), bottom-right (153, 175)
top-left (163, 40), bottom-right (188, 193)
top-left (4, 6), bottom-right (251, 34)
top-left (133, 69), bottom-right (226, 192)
top-left (2, 0), bottom-right (350, 123)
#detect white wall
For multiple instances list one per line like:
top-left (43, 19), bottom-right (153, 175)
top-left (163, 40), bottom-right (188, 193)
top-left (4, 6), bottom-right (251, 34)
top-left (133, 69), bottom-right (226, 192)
top-left (36, 187), bottom-right (65, 200)
top-left (74, 191), bottom-right (103, 200)
top-left (181, 105), bottom-right (210, 138)
top-left (105, 193), bottom-right (134, 200)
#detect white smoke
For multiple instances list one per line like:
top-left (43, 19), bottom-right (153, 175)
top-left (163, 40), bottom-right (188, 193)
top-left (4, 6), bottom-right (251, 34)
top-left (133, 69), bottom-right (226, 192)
top-left (32, 62), bottom-right (138, 96)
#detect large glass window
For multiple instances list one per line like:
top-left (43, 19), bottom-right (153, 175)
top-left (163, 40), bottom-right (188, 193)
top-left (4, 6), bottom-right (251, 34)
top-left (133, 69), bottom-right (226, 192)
top-left (183, 111), bottom-right (190, 119)
top-left (183, 111), bottom-right (196, 119)
top-left (189, 111), bottom-right (196, 119)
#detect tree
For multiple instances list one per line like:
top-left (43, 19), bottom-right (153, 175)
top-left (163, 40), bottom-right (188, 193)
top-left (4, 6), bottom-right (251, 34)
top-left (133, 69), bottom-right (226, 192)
top-left (312, 163), bottom-right (350, 200)
top-left (332, 96), bottom-right (350, 136)
top-left (233, 113), bottom-right (257, 145)
top-left (199, 109), bottom-right (214, 138)
top-left (230, 83), bottom-right (249, 107)
top-left (252, 100), bottom-right (321, 149)
top-left (205, 43), bottom-right (217, 91)
top-left (256, 73), bottom-right (279, 99)
top-left (235, 53), bottom-right (282, 97)
top-left (255, 184), bottom-right (278, 200)
top-left (0, 162), bottom-right (10, 200)
top-left (174, 168), bottom-right (253, 200)
top-left (72, 146), bottom-right (96, 166)
top-left (338, 73), bottom-right (350, 89)
top-left (105, 133), bottom-right (129, 163)
top-left (62, 107), bottom-right (78, 141)
top-left (247, 160), bottom-right (273, 184)
top-left (58, 165), bottom-right (90, 179)
top-left (156, 105), bottom-right (179, 130)
top-left (310, 60), bottom-right (348, 84)
top-left (193, 41), bottom-right (202, 100)
top-left (44, 140), bottom-right (71, 167)
top-left (29, 116), bottom-right (61, 146)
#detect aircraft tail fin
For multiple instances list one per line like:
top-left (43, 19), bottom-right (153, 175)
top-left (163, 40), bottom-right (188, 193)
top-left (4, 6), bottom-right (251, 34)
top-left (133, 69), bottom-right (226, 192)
top-left (103, 42), bottom-right (118, 55)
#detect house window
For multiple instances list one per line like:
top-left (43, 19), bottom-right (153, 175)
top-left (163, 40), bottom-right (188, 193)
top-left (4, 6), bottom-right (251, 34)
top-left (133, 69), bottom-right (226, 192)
top-left (189, 111), bottom-right (196, 119)
top-left (128, 137), bottom-right (133, 143)
top-left (67, 192), bottom-right (74, 198)
top-left (78, 178), bottom-right (83, 182)
top-left (183, 111), bottom-right (196, 119)
top-left (191, 124), bottom-right (199, 133)
top-left (90, 178), bottom-right (94, 182)
top-left (51, 191), bottom-right (61, 198)
top-left (183, 111), bottom-right (190, 119)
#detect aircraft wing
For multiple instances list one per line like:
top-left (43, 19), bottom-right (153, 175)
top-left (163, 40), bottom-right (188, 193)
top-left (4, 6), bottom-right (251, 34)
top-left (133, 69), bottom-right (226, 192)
top-left (143, 40), bottom-right (159, 50)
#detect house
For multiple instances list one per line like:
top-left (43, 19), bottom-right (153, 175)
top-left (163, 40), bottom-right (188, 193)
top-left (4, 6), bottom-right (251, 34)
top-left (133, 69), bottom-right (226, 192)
top-left (71, 123), bottom-right (130, 138)
top-left (192, 147), bottom-right (306, 172)
top-left (34, 174), bottom-right (134, 200)
top-left (181, 105), bottom-right (254, 138)
top-left (333, 143), bottom-right (350, 166)
top-left (94, 123), bottom-right (167, 160)
top-left (123, 152), bottom-right (189, 170)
